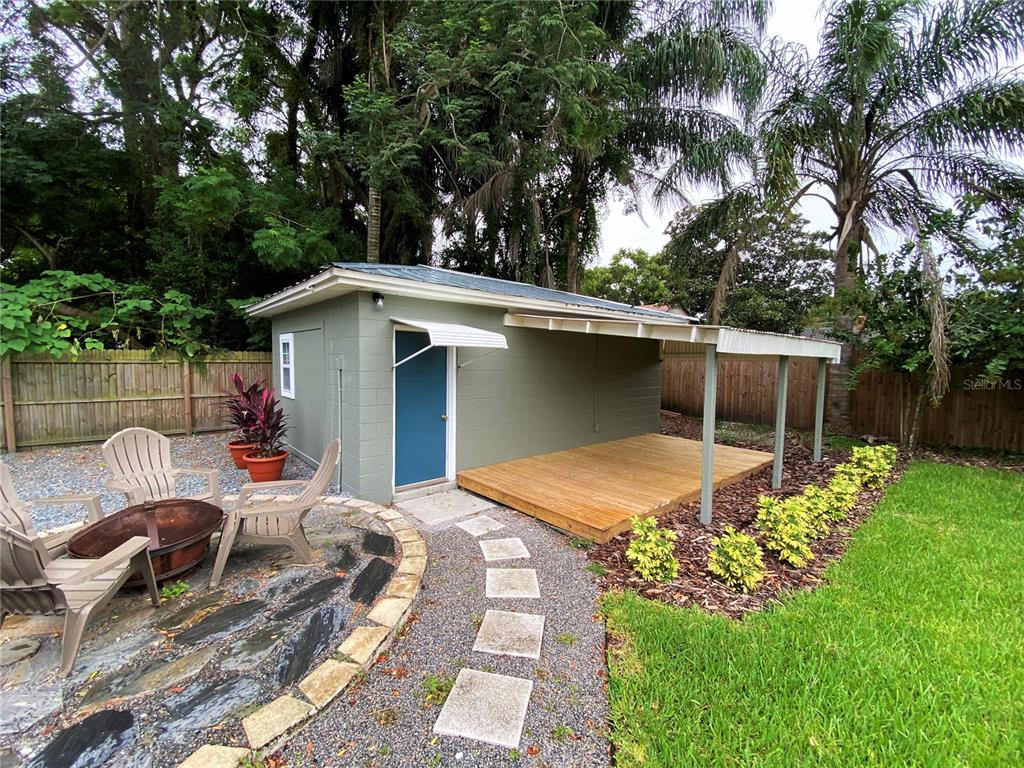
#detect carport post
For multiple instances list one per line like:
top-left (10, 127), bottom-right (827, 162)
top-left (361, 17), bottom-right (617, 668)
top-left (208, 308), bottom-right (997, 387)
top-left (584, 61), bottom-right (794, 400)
top-left (700, 344), bottom-right (717, 525)
top-left (772, 355), bottom-right (789, 488)
top-left (813, 357), bottom-right (827, 462)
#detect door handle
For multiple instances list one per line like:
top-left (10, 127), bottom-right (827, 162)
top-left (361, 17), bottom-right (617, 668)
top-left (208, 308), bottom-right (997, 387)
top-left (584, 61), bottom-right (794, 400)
top-left (441, 414), bottom-right (448, 421)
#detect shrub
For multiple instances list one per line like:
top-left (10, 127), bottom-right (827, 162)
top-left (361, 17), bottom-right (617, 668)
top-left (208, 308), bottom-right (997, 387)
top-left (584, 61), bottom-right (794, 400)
top-left (848, 445), bottom-right (898, 489)
top-left (756, 495), bottom-right (814, 568)
top-left (798, 486), bottom-right (831, 538)
top-left (625, 516), bottom-right (679, 583)
top-left (708, 526), bottom-right (766, 592)
top-left (825, 474), bottom-right (861, 519)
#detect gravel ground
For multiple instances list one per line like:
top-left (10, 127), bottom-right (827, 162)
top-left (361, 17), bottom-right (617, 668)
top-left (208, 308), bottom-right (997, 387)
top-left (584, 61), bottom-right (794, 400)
top-left (281, 504), bottom-right (611, 768)
top-left (3, 433), bottom-right (327, 530)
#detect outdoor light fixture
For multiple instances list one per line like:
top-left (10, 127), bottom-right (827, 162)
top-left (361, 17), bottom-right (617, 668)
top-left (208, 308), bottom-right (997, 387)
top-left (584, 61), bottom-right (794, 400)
top-left (372, 292), bottom-right (384, 308)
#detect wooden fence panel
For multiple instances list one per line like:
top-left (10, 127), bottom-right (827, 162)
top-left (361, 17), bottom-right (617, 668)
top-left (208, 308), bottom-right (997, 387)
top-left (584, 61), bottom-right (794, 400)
top-left (661, 351), bottom-right (1023, 452)
top-left (661, 354), bottom-right (824, 430)
top-left (0, 350), bottom-right (271, 451)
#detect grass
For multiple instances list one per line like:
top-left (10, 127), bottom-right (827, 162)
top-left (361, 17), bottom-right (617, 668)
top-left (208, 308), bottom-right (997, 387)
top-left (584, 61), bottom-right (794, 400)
top-left (419, 673), bottom-right (454, 706)
top-left (603, 462), bottom-right (1024, 767)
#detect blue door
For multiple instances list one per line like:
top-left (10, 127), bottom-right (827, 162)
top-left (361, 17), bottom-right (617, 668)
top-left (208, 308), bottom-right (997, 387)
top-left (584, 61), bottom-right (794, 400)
top-left (395, 331), bottom-right (448, 487)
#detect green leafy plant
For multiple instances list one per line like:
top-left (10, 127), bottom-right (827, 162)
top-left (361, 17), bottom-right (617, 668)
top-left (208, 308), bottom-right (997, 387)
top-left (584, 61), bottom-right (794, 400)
top-left (825, 473), bottom-right (861, 520)
top-left (585, 562), bottom-right (608, 577)
top-left (848, 445), bottom-right (898, 489)
top-left (420, 674), bottom-right (454, 706)
top-left (551, 725), bottom-right (575, 742)
top-left (159, 580), bottom-right (191, 600)
top-left (707, 526), bottom-right (766, 593)
top-left (625, 516), bottom-right (679, 583)
top-left (556, 633), bottom-right (578, 646)
top-left (796, 486), bottom-right (831, 539)
top-left (756, 496), bottom-right (814, 568)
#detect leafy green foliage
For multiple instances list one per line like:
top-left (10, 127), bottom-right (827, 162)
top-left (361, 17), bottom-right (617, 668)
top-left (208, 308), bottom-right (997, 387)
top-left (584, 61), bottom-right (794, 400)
top-left (625, 516), bottom-right (679, 583)
top-left (159, 580), bottom-right (191, 600)
top-left (707, 526), bottom-right (766, 593)
top-left (848, 445), bottom-right (898, 490)
top-left (582, 249), bottom-right (673, 307)
top-left (419, 674), bottom-right (454, 706)
top-left (0, 271), bottom-right (213, 358)
top-left (755, 496), bottom-right (814, 568)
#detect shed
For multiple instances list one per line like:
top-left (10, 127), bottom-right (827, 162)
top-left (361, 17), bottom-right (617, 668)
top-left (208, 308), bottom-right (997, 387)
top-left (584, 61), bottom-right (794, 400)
top-left (248, 263), bottom-right (840, 540)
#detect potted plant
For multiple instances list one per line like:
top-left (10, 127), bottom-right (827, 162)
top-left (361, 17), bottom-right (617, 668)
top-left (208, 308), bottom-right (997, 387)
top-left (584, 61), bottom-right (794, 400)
top-left (243, 387), bottom-right (289, 481)
top-left (224, 373), bottom-right (262, 468)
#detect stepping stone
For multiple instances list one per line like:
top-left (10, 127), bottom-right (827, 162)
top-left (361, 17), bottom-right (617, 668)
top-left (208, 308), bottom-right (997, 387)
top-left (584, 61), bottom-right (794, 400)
top-left (349, 557), bottom-right (395, 604)
top-left (26, 709), bottom-right (136, 768)
top-left (396, 489), bottom-right (494, 524)
top-left (479, 537), bottom-right (530, 562)
top-left (432, 669), bottom-right (533, 749)
top-left (0, 638), bottom-right (40, 667)
top-left (157, 590), bottom-right (227, 631)
top-left (175, 600), bottom-right (265, 644)
top-left (338, 625), bottom-right (390, 666)
top-left (262, 570), bottom-right (312, 601)
top-left (456, 515), bottom-right (504, 537)
top-left (473, 610), bottom-right (545, 660)
top-left (162, 676), bottom-right (265, 739)
top-left (221, 625), bottom-right (287, 672)
top-left (81, 647), bottom-right (218, 706)
top-left (0, 682), bottom-right (62, 735)
top-left (485, 569), bottom-right (540, 599)
top-left (362, 531), bottom-right (396, 557)
top-left (178, 745), bottom-right (251, 768)
top-left (271, 577), bottom-right (345, 622)
top-left (274, 603), bottom-right (349, 686)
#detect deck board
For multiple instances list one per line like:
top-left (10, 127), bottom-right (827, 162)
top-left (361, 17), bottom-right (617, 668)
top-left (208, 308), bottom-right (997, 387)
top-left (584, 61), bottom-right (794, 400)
top-left (457, 434), bottom-right (773, 543)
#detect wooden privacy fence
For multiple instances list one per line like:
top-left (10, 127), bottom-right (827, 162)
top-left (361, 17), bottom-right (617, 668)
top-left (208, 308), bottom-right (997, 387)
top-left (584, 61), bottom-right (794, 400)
top-left (0, 350), bottom-right (272, 452)
top-left (661, 350), bottom-right (1024, 453)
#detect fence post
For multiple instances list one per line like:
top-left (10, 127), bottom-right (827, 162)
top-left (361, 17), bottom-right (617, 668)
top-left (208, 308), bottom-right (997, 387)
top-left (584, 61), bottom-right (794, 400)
top-left (1, 357), bottom-right (15, 453)
top-left (182, 359), bottom-right (194, 436)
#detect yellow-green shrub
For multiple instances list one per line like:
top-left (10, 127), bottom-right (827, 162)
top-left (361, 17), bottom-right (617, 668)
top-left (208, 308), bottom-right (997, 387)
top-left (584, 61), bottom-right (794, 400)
top-left (625, 516), bottom-right (679, 583)
top-left (800, 485), bottom-right (831, 538)
top-left (756, 495), bottom-right (814, 567)
top-left (708, 526), bottom-right (766, 592)
top-left (848, 445), bottom-right (898, 489)
top-left (825, 473), bottom-right (860, 519)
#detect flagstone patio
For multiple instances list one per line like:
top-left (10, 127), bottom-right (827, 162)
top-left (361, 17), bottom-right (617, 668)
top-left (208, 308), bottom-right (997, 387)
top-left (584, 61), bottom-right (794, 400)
top-left (0, 496), bottom-right (423, 768)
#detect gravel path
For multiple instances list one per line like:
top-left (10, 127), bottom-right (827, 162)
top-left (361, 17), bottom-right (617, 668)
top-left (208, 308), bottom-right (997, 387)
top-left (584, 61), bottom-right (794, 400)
top-left (281, 504), bottom-right (611, 767)
top-left (3, 433), bottom-right (325, 531)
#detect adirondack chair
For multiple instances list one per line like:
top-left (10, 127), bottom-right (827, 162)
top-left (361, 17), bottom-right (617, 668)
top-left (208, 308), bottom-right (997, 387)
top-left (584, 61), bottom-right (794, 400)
top-left (0, 459), bottom-right (105, 557)
top-left (102, 427), bottom-right (221, 508)
top-left (209, 439), bottom-right (340, 588)
top-left (0, 517), bottom-right (160, 675)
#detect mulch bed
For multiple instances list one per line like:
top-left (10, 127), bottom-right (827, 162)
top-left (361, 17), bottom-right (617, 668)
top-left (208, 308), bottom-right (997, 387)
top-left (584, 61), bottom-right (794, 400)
top-left (590, 416), bottom-right (905, 619)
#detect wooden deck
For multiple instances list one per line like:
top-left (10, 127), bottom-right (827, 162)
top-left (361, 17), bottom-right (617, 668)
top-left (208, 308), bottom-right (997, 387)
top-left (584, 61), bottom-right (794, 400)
top-left (457, 433), bottom-right (773, 543)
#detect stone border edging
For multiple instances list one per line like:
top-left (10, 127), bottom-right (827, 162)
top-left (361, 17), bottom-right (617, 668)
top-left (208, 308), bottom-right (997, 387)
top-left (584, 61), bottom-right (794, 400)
top-left (176, 498), bottom-right (425, 768)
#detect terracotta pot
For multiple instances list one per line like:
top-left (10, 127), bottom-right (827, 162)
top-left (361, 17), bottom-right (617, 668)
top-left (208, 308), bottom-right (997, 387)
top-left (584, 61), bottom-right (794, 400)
top-left (228, 440), bottom-right (255, 469)
top-left (244, 450), bottom-right (289, 482)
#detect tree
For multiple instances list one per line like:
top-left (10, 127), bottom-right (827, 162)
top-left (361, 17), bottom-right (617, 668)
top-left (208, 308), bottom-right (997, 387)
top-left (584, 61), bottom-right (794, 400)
top-left (661, 207), bottom-right (832, 333)
top-left (679, 0), bottom-right (1024, 432)
top-left (582, 249), bottom-right (673, 307)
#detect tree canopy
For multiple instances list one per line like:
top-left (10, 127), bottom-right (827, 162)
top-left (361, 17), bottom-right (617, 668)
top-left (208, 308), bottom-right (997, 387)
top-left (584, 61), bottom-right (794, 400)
top-left (0, 0), bottom-right (767, 353)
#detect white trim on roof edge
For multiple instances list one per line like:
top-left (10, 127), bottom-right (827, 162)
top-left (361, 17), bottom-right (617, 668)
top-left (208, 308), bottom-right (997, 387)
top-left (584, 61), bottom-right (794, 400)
top-left (246, 267), bottom-right (695, 326)
top-left (390, 317), bottom-right (508, 349)
top-left (503, 313), bottom-right (842, 362)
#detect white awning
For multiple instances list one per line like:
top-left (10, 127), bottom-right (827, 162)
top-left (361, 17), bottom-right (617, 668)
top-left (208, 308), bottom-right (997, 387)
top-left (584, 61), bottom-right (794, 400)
top-left (392, 318), bottom-right (508, 349)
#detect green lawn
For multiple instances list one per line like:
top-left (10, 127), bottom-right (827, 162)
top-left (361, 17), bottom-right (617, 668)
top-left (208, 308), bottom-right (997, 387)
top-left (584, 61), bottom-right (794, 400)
top-left (603, 462), bottom-right (1024, 767)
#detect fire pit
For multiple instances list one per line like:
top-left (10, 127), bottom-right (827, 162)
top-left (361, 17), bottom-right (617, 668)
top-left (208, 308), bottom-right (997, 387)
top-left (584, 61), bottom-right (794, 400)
top-left (67, 499), bottom-right (223, 585)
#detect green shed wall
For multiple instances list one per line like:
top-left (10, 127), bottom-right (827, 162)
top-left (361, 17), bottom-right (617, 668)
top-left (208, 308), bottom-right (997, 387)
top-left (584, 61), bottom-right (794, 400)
top-left (273, 291), bottom-right (662, 503)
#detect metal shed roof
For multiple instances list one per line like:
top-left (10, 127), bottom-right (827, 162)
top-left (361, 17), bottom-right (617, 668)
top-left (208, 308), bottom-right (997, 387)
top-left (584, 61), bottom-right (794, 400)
top-left (247, 263), bottom-right (696, 324)
top-left (392, 317), bottom-right (508, 349)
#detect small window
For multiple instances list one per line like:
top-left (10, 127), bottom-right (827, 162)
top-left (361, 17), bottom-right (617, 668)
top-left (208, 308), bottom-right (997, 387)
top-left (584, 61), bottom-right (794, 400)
top-left (279, 333), bottom-right (295, 398)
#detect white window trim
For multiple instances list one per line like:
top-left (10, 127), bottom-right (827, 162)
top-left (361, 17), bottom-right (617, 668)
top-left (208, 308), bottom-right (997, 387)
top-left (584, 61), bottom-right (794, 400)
top-left (279, 333), bottom-right (295, 399)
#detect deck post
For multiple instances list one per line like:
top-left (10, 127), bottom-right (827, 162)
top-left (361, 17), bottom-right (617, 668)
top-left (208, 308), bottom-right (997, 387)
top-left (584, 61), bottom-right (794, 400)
top-left (813, 357), bottom-right (827, 462)
top-left (700, 344), bottom-right (717, 525)
top-left (772, 355), bottom-right (789, 488)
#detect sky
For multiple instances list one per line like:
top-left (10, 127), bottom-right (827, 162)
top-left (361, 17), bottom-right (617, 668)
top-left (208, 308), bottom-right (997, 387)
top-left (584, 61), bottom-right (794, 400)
top-left (597, 0), bottom-right (831, 264)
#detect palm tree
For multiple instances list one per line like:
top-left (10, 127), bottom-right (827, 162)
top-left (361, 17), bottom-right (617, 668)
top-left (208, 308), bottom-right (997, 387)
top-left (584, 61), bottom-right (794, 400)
top-left (671, 0), bottom-right (1024, 432)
